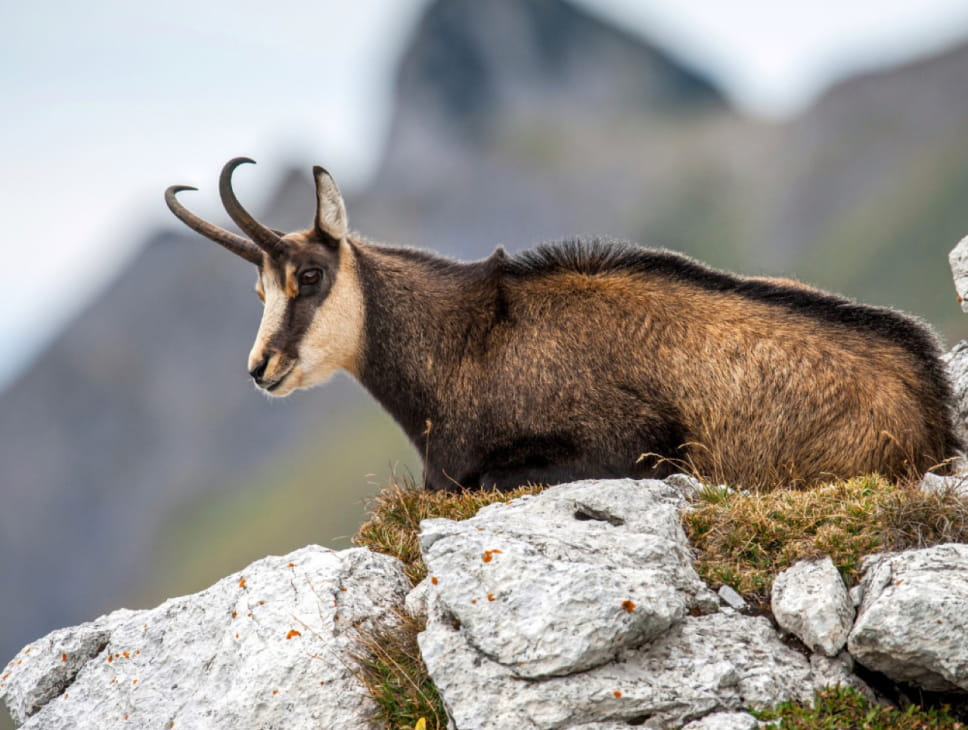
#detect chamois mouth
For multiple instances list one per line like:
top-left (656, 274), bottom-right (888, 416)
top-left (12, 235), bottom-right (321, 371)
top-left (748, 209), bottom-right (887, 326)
top-left (261, 365), bottom-right (295, 393)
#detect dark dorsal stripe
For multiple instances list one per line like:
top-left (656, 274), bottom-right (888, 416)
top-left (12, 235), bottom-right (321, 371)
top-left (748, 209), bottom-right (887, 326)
top-left (505, 237), bottom-right (946, 367)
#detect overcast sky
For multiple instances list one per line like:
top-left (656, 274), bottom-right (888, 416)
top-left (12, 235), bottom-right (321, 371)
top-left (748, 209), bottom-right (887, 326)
top-left (3, 0), bottom-right (968, 388)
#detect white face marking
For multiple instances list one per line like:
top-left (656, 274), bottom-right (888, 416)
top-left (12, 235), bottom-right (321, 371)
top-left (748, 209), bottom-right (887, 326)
top-left (247, 241), bottom-right (364, 397)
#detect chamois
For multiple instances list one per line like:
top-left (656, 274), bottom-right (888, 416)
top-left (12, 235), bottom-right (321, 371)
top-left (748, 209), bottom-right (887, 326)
top-left (166, 158), bottom-right (961, 490)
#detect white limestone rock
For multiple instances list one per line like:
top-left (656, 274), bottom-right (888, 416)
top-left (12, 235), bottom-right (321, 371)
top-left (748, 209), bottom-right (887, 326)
top-left (419, 610), bottom-right (814, 730)
top-left (919, 471), bottom-right (968, 498)
top-left (717, 585), bottom-right (747, 611)
top-left (681, 712), bottom-right (759, 730)
top-left (810, 652), bottom-right (874, 700)
top-left (943, 342), bottom-right (968, 449)
top-left (663, 473), bottom-right (706, 501)
top-left (771, 558), bottom-right (853, 657)
top-left (418, 479), bottom-right (718, 679)
top-left (948, 234), bottom-right (968, 314)
top-left (848, 543), bottom-right (968, 692)
top-left (1, 545), bottom-right (409, 729)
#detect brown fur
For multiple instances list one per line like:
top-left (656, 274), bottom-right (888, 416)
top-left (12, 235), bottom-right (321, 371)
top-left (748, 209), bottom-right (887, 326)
top-left (349, 239), bottom-right (960, 491)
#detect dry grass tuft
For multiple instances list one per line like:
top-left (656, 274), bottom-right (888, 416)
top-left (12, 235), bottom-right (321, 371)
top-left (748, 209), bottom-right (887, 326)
top-left (350, 477), bottom-right (545, 729)
top-left (685, 474), bottom-right (968, 606)
top-left (351, 608), bottom-right (445, 730)
top-left (353, 476), bottom-right (545, 585)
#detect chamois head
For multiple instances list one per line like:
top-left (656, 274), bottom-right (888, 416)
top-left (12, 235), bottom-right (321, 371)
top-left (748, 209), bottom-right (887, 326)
top-left (166, 158), bottom-right (364, 397)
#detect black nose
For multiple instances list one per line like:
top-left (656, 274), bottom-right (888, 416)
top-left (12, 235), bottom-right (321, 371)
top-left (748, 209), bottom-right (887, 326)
top-left (249, 356), bottom-right (270, 384)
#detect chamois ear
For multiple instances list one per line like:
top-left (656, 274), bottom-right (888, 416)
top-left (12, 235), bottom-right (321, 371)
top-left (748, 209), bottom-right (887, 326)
top-left (313, 166), bottom-right (348, 245)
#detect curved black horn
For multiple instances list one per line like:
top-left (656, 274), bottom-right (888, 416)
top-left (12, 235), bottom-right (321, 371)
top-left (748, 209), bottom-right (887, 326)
top-left (165, 185), bottom-right (263, 265)
top-left (218, 157), bottom-right (286, 257)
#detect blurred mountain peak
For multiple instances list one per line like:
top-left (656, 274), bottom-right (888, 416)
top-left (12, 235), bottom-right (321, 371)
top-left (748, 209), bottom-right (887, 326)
top-left (393, 0), bottom-right (725, 143)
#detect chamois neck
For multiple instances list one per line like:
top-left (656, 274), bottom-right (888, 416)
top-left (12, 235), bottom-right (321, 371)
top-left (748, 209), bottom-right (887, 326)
top-left (351, 240), bottom-right (500, 443)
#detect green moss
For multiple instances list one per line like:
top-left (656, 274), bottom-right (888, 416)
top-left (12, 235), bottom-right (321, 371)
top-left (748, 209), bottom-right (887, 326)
top-left (755, 686), bottom-right (965, 729)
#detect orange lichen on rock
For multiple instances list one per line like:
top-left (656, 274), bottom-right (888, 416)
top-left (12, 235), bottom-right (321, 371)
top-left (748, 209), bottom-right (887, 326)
top-left (487, 593), bottom-right (495, 601)
top-left (239, 577), bottom-right (247, 589)
top-left (287, 562), bottom-right (295, 568)
top-left (286, 629), bottom-right (302, 640)
top-left (482, 549), bottom-right (503, 563)
top-left (61, 653), bottom-right (67, 662)
top-left (431, 576), bottom-right (439, 585)
top-left (622, 600), bottom-right (636, 613)
top-left (613, 690), bottom-right (622, 698)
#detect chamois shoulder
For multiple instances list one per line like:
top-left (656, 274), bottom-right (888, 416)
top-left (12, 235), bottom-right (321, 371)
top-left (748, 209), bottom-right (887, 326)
top-left (505, 237), bottom-right (945, 363)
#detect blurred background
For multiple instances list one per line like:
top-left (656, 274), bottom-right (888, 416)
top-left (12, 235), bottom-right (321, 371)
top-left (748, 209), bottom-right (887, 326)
top-left (4, 0), bottom-right (968, 724)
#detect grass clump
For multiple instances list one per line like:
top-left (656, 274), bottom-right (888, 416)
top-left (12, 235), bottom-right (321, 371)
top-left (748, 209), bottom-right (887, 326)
top-left (351, 609), bottom-right (444, 730)
top-left (754, 686), bottom-right (965, 729)
top-left (353, 477), bottom-right (545, 585)
top-left (350, 477), bottom-right (545, 729)
top-left (685, 474), bottom-right (968, 605)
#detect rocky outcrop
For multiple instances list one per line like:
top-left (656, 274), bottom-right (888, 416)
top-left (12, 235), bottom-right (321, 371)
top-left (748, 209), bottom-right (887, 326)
top-left (681, 713), bottom-right (758, 730)
top-left (847, 544), bottom-right (968, 692)
top-left (414, 479), bottom-right (717, 679)
top-left (942, 341), bottom-right (968, 451)
top-left (1, 546), bottom-right (409, 730)
top-left (6, 479), bottom-right (968, 729)
top-left (420, 609), bottom-right (813, 729)
top-left (771, 558), bottom-right (854, 657)
top-left (948, 234), bottom-right (968, 314)
top-left (412, 480), bottom-right (818, 729)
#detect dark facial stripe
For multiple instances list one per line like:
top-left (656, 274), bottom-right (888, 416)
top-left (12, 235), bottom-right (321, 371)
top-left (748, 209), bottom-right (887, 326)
top-left (272, 277), bottom-right (337, 359)
top-left (260, 238), bottom-right (341, 359)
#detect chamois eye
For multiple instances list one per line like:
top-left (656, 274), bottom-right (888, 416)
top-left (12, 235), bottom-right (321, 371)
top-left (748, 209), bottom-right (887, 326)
top-left (299, 269), bottom-right (322, 288)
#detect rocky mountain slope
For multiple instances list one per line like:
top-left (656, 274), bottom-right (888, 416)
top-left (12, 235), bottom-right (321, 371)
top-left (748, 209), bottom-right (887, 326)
top-left (3, 0), bottom-right (968, 687)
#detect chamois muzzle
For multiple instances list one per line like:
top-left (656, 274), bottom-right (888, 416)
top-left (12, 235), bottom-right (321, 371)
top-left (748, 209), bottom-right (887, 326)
top-left (247, 349), bottom-right (294, 393)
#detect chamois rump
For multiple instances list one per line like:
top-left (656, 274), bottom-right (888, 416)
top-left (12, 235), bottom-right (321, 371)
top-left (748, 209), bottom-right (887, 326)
top-left (166, 158), bottom-right (961, 491)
